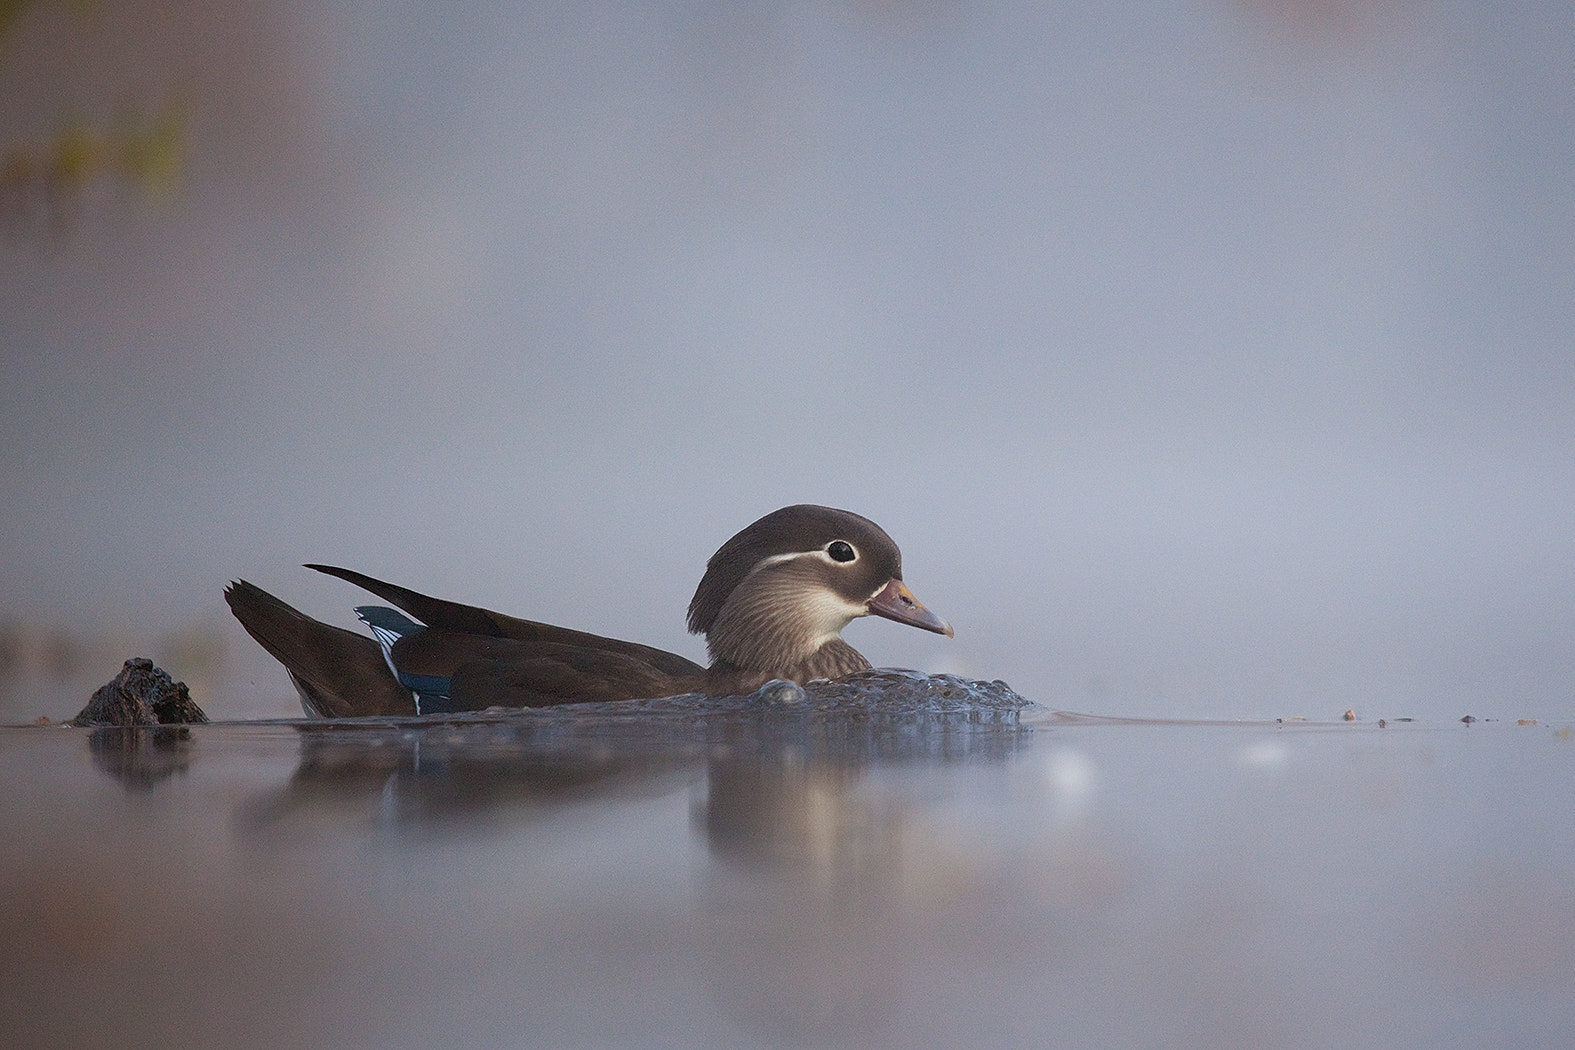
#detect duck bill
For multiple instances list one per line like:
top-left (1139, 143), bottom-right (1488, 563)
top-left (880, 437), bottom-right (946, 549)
top-left (867, 579), bottom-right (954, 637)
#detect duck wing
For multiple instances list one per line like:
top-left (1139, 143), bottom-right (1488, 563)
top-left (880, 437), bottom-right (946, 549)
top-left (306, 564), bottom-right (704, 679)
top-left (389, 629), bottom-right (705, 710)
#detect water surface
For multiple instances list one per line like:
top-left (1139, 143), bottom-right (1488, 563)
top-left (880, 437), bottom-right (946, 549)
top-left (3, 676), bottom-right (1571, 1049)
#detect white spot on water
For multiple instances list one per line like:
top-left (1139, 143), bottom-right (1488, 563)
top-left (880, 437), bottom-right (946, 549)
top-left (1041, 748), bottom-right (1097, 819)
top-left (1238, 740), bottom-right (1289, 770)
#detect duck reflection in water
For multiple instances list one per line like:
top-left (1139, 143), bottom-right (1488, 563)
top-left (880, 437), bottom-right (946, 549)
top-left (228, 675), bottom-right (1029, 1042)
top-left (236, 673), bottom-right (1027, 834)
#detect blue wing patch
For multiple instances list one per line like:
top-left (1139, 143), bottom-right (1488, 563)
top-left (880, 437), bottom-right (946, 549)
top-left (354, 606), bottom-right (454, 715)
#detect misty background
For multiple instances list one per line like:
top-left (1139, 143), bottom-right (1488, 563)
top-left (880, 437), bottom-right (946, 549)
top-left (1, 0), bottom-right (1570, 721)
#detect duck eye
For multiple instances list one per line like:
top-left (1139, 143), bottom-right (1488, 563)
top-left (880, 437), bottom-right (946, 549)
top-left (826, 540), bottom-right (856, 563)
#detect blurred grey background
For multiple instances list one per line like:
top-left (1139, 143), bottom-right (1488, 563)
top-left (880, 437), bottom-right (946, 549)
top-left (2, 0), bottom-right (1571, 720)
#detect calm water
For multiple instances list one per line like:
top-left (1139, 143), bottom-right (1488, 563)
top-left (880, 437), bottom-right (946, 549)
top-left (2, 679), bottom-right (1572, 1050)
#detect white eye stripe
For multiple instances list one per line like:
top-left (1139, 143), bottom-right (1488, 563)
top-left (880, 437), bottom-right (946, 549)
top-left (752, 546), bottom-right (856, 571)
top-left (753, 551), bottom-right (815, 570)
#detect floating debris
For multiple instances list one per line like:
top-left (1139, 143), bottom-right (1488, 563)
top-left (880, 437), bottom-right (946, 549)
top-left (71, 658), bottom-right (208, 727)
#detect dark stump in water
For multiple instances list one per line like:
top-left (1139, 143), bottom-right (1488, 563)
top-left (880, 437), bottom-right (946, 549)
top-left (72, 657), bottom-right (208, 727)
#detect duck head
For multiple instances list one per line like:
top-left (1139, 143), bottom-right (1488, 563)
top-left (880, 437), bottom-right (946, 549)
top-left (687, 505), bottom-right (952, 682)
